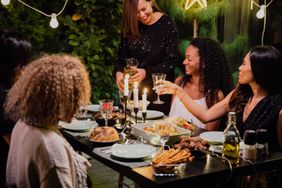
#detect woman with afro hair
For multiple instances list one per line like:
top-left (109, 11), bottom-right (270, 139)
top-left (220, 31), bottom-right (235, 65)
top-left (169, 38), bottom-right (233, 134)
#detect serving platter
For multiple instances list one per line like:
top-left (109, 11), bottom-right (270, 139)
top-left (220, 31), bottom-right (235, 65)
top-left (131, 122), bottom-right (191, 145)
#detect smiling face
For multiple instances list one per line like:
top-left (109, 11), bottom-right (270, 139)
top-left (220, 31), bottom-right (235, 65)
top-left (238, 52), bottom-right (254, 84)
top-left (183, 45), bottom-right (201, 76)
top-left (137, 0), bottom-right (154, 25)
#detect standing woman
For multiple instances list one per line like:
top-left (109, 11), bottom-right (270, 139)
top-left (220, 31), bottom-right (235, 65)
top-left (113, 0), bottom-right (179, 115)
top-left (0, 29), bottom-right (32, 187)
top-left (158, 46), bottom-right (282, 152)
top-left (169, 38), bottom-right (233, 134)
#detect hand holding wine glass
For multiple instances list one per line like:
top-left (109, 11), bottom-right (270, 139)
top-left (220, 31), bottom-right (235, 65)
top-left (152, 73), bottom-right (166, 104)
top-left (99, 99), bottom-right (113, 127)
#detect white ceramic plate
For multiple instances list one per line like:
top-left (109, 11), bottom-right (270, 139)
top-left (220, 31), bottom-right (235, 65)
top-left (199, 131), bottom-right (224, 145)
top-left (131, 110), bottom-right (164, 120)
top-left (110, 144), bottom-right (156, 159)
top-left (59, 119), bottom-right (97, 132)
top-left (80, 104), bottom-right (100, 112)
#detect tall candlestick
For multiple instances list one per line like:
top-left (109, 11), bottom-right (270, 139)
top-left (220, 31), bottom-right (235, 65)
top-left (124, 74), bottom-right (129, 96)
top-left (142, 88), bottom-right (147, 112)
top-left (133, 82), bottom-right (139, 108)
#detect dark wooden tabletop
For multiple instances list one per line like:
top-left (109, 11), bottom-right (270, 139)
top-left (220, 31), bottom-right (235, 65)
top-left (61, 129), bottom-right (282, 188)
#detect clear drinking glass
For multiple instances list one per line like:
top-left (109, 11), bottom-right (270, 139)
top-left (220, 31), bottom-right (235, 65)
top-left (152, 73), bottom-right (166, 104)
top-left (124, 58), bottom-right (139, 90)
top-left (99, 99), bottom-right (113, 126)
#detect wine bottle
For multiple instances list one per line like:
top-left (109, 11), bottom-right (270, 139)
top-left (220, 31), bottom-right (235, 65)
top-left (222, 112), bottom-right (241, 166)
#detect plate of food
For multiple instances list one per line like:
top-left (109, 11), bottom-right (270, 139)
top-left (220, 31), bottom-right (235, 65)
top-left (89, 126), bottom-right (121, 145)
top-left (199, 131), bottom-right (224, 145)
top-left (131, 110), bottom-right (164, 120)
top-left (59, 119), bottom-right (97, 132)
top-left (110, 143), bottom-right (156, 160)
top-left (131, 121), bottom-right (191, 145)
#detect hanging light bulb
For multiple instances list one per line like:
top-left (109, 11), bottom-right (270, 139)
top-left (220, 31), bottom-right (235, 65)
top-left (256, 5), bottom-right (266, 19)
top-left (1, 0), bottom-right (10, 5)
top-left (50, 13), bottom-right (59, 28)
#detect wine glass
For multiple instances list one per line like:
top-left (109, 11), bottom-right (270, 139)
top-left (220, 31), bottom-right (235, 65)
top-left (152, 73), bottom-right (166, 104)
top-left (159, 134), bottom-right (170, 150)
top-left (99, 99), bottom-right (113, 126)
top-left (125, 58), bottom-right (139, 76)
top-left (124, 58), bottom-right (139, 90)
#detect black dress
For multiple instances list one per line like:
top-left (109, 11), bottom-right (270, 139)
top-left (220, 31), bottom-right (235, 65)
top-left (236, 95), bottom-right (282, 151)
top-left (113, 15), bottom-right (180, 115)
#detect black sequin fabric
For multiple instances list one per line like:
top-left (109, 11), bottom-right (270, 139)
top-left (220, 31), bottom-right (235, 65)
top-left (113, 15), bottom-right (179, 114)
top-left (236, 95), bottom-right (282, 151)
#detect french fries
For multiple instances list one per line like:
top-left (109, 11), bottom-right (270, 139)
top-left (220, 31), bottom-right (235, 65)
top-left (152, 148), bottom-right (194, 174)
top-left (152, 148), bottom-right (194, 165)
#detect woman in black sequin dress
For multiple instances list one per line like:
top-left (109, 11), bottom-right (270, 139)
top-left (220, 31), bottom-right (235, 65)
top-left (157, 46), bottom-right (282, 152)
top-left (113, 0), bottom-right (180, 115)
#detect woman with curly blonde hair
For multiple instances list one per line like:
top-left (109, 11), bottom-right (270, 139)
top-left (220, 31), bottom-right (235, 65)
top-left (5, 54), bottom-right (91, 188)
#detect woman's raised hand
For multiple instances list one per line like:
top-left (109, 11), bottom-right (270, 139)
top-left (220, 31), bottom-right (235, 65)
top-left (154, 80), bottom-right (180, 95)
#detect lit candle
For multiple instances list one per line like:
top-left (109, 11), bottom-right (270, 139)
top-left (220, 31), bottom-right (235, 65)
top-left (142, 88), bottom-right (147, 112)
top-left (124, 74), bottom-right (129, 96)
top-left (133, 82), bottom-right (139, 108)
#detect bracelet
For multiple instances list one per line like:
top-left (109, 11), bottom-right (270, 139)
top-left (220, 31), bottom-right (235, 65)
top-left (176, 87), bottom-right (185, 101)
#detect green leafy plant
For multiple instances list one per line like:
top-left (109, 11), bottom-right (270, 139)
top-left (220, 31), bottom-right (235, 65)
top-left (0, 0), bottom-right (123, 103)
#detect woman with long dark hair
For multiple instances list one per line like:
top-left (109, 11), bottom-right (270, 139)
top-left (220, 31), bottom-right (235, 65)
top-left (169, 38), bottom-right (233, 133)
top-left (158, 46), bottom-right (282, 151)
top-left (0, 29), bottom-right (32, 187)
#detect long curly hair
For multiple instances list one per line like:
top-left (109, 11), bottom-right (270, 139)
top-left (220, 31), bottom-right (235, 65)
top-left (179, 38), bottom-right (233, 108)
top-left (4, 54), bottom-right (91, 127)
top-left (229, 46), bottom-right (282, 112)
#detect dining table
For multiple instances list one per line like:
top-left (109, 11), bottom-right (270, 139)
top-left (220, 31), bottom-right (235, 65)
top-left (61, 127), bottom-right (282, 188)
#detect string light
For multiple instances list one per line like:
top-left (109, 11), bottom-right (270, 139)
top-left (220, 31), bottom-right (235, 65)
top-left (185, 0), bottom-right (208, 10)
top-left (250, 0), bottom-right (272, 19)
top-left (1, 0), bottom-right (68, 29)
top-left (256, 5), bottom-right (265, 19)
top-left (1, 0), bottom-right (10, 5)
top-left (250, 0), bottom-right (273, 45)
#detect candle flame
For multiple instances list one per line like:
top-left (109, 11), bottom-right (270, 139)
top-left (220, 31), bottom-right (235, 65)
top-left (143, 88), bottom-right (147, 94)
top-left (134, 82), bottom-right (138, 88)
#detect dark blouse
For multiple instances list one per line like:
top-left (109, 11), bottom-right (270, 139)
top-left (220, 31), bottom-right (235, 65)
top-left (236, 95), bottom-right (282, 151)
top-left (113, 15), bottom-right (180, 114)
top-left (0, 83), bottom-right (14, 185)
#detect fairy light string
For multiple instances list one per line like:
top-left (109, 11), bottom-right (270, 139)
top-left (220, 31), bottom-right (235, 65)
top-left (1, 0), bottom-right (69, 28)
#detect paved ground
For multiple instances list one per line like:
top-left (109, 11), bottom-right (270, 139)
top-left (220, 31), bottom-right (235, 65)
top-left (87, 158), bottom-right (135, 188)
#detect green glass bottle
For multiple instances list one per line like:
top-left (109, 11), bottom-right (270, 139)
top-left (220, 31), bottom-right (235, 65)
top-left (222, 112), bottom-right (241, 166)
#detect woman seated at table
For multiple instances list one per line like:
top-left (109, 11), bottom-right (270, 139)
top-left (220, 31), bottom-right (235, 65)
top-left (4, 54), bottom-right (91, 187)
top-left (157, 46), bottom-right (282, 151)
top-left (169, 38), bottom-right (233, 134)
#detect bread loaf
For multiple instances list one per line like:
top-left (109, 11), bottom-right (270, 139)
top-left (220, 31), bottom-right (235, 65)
top-left (90, 127), bottom-right (119, 142)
